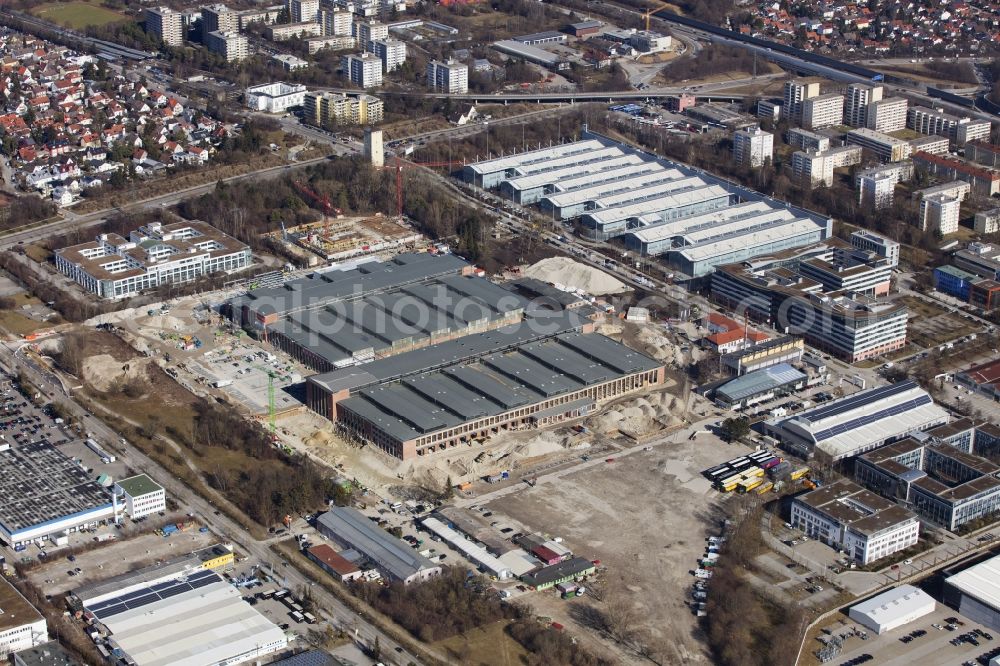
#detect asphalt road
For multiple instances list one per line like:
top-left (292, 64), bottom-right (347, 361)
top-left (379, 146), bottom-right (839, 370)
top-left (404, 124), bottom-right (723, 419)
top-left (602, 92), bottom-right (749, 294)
top-left (0, 344), bottom-right (426, 666)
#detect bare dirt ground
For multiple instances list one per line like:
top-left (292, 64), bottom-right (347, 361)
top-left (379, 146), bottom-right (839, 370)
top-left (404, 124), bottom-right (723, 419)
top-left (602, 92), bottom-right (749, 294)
top-left (488, 436), bottom-right (756, 665)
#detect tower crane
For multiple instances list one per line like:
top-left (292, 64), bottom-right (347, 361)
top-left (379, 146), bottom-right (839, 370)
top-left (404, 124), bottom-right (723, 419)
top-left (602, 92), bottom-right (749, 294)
top-left (293, 180), bottom-right (342, 240)
top-left (643, 1), bottom-right (672, 31)
top-left (379, 156), bottom-right (463, 221)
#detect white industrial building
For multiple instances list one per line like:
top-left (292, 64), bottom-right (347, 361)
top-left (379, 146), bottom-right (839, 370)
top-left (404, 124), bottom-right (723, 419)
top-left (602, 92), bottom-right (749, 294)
top-left (420, 517), bottom-right (513, 579)
top-left (848, 585), bottom-right (936, 634)
top-left (764, 381), bottom-right (950, 461)
top-left (113, 474), bottom-right (166, 520)
top-left (85, 570), bottom-right (286, 666)
top-left (791, 479), bottom-right (920, 565)
top-left (945, 554), bottom-right (1000, 631)
top-left (0, 578), bottom-right (47, 658)
top-left (244, 82), bottom-right (306, 113)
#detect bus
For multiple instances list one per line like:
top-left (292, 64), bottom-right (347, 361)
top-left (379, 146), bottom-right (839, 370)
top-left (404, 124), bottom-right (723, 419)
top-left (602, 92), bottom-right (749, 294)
top-left (756, 481), bottom-right (774, 495)
top-left (742, 466), bottom-right (765, 479)
top-left (738, 477), bottom-right (763, 493)
top-left (717, 473), bottom-right (744, 492)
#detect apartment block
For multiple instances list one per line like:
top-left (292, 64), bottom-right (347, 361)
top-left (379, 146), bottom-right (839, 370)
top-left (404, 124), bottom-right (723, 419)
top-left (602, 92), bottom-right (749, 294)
top-left (732, 127), bottom-right (773, 168)
top-left (289, 0), bottom-right (319, 23)
top-left (370, 37), bottom-right (406, 72)
top-left (865, 97), bottom-right (908, 133)
top-left (145, 7), bottom-right (184, 46)
top-left (341, 52), bottom-right (382, 87)
top-left (975, 208), bottom-right (1000, 235)
top-left (845, 83), bottom-right (883, 128)
top-left (908, 106), bottom-right (993, 147)
top-left (202, 4), bottom-right (239, 34)
top-left (321, 6), bottom-right (352, 36)
top-left (427, 59), bottom-right (468, 94)
top-left (786, 127), bottom-right (830, 152)
top-left (205, 30), bottom-right (248, 62)
top-left (913, 152), bottom-right (1000, 197)
top-left (303, 91), bottom-right (383, 126)
top-left (848, 128), bottom-right (911, 162)
top-left (967, 141), bottom-right (1000, 170)
top-left (354, 19), bottom-right (389, 48)
top-left (791, 145), bottom-right (861, 188)
top-left (909, 135), bottom-right (950, 156)
top-left (783, 79), bottom-right (820, 123)
top-left (801, 93), bottom-right (844, 130)
top-left (858, 173), bottom-right (897, 210)
top-left (919, 193), bottom-right (962, 235)
top-left (267, 22), bottom-right (323, 41)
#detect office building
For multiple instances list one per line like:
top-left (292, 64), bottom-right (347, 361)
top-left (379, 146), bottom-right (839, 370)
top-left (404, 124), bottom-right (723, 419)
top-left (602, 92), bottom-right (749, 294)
top-left (801, 93), bottom-right (844, 129)
top-left (427, 59), bottom-right (468, 94)
top-left (919, 193), bottom-right (962, 235)
top-left (0, 441), bottom-right (118, 547)
top-left (354, 19), bottom-right (388, 48)
top-left (341, 52), bottom-right (382, 87)
top-left (934, 264), bottom-right (980, 301)
top-left (629, 30), bottom-right (671, 53)
top-left (55, 220), bottom-right (251, 299)
top-left (851, 229), bottom-right (899, 268)
top-left (113, 474), bottom-right (166, 519)
top-left (205, 30), bottom-right (249, 62)
top-left (796, 237), bottom-right (895, 296)
top-left (908, 106), bottom-right (993, 147)
top-left (302, 90), bottom-right (383, 126)
top-left (954, 242), bottom-right (1000, 281)
top-left (849, 586), bottom-right (935, 635)
top-left (845, 83), bottom-right (883, 128)
top-left (317, 507), bottom-right (441, 583)
top-left (732, 127), bottom-right (773, 167)
top-left (144, 7), bottom-right (184, 46)
top-left (244, 82), bottom-right (306, 113)
top-left (913, 152), bottom-right (1000, 197)
top-left (967, 141), bottom-right (1000, 170)
top-left (321, 7), bottom-right (352, 36)
top-left (786, 127), bottom-right (830, 152)
top-left (370, 37), bottom-right (406, 72)
top-left (856, 420), bottom-right (1000, 531)
top-left (975, 208), bottom-right (1000, 235)
top-left (289, 0), bottom-right (319, 23)
top-left (0, 577), bottom-right (47, 658)
top-left (970, 280), bottom-right (1000, 311)
top-left (847, 128), bottom-right (911, 162)
top-left (783, 79), bottom-right (820, 123)
top-left (944, 554), bottom-right (1000, 631)
top-left (865, 97), bottom-right (908, 133)
top-left (84, 570), bottom-right (286, 665)
top-left (791, 479), bottom-right (920, 565)
top-left (858, 173), bottom-right (897, 210)
top-left (201, 4), bottom-right (239, 34)
top-left (764, 381), bottom-right (949, 461)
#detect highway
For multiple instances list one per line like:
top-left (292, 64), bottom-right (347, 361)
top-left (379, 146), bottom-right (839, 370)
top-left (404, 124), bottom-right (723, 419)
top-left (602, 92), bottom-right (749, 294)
top-left (0, 343), bottom-right (429, 665)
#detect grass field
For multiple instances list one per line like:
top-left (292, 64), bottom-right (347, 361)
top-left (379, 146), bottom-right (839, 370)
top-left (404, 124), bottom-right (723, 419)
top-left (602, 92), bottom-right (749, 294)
top-left (434, 621), bottom-right (529, 666)
top-left (30, 0), bottom-right (126, 29)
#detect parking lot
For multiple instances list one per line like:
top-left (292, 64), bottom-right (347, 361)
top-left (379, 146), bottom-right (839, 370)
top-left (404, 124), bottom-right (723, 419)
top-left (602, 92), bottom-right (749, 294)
top-left (821, 604), bottom-right (1000, 666)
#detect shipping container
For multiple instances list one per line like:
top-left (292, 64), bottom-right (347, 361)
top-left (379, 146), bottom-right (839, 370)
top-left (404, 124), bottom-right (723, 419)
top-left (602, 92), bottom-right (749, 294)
top-left (304, 612), bottom-right (317, 624)
top-left (290, 611), bottom-right (305, 623)
top-left (761, 457), bottom-right (781, 470)
top-left (756, 481), bottom-right (774, 495)
top-left (790, 467), bottom-right (810, 481)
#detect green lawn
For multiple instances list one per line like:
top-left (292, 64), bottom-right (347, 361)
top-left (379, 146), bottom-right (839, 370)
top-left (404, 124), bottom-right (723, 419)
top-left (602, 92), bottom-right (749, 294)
top-left (31, 1), bottom-right (126, 29)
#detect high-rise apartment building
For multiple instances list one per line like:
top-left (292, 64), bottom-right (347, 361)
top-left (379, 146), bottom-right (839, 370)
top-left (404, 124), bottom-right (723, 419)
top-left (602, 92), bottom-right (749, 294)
top-left (205, 30), bottom-right (249, 62)
top-left (321, 6), bottom-right (352, 36)
top-left (370, 38), bottom-right (406, 72)
top-left (341, 52), bottom-right (382, 87)
top-left (845, 83), bottom-right (883, 128)
top-left (289, 0), bottom-right (319, 23)
top-left (732, 127), bottom-right (773, 168)
top-left (919, 193), bottom-right (962, 235)
top-left (801, 93), bottom-right (844, 130)
top-left (865, 97), bottom-right (908, 133)
top-left (202, 4), bottom-right (239, 34)
top-left (354, 20), bottom-right (388, 49)
top-left (145, 7), bottom-right (184, 46)
top-left (426, 59), bottom-right (468, 94)
top-left (783, 79), bottom-right (820, 123)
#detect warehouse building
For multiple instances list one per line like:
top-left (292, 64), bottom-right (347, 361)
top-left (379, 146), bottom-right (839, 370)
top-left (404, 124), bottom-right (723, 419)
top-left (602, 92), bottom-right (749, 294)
top-left (420, 516), bottom-right (513, 579)
top-left (83, 569), bottom-right (286, 665)
top-left (0, 441), bottom-right (117, 548)
top-left (721, 336), bottom-right (805, 376)
top-left (306, 544), bottom-right (364, 582)
top-left (307, 325), bottom-right (664, 460)
top-left (491, 40), bottom-right (567, 70)
top-left (713, 362), bottom-right (807, 410)
top-left (944, 554), bottom-right (1000, 631)
top-left (848, 586), bottom-right (935, 635)
top-left (855, 420), bottom-right (1000, 531)
top-left (521, 557), bottom-right (596, 590)
top-left (764, 381), bottom-right (949, 461)
top-left (0, 577), bottom-right (47, 658)
top-left (538, 168), bottom-right (690, 220)
top-left (790, 479), bottom-right (920, 565)
top-left (226, 253), bottom-right (528, 372)
top-left (957, 359), bottom-right (1000, 401)
top-left (316, 507), bottom-right (441, 584)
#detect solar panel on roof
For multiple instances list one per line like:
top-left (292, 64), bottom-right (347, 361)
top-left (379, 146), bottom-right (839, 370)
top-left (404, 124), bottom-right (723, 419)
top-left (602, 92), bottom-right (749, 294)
top-left (814, 395), bottom-right (931, 441)
top-left (804, 381), bottom-right (916, 423)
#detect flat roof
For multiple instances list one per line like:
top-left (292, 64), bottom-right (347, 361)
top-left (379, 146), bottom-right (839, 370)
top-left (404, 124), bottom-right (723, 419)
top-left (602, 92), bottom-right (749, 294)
top-left (493, 40), bottom-right (562, 65)
top-left (7, 642), bottom-right (79, 666)
top-left (0, 440), bottom-right (114, 537)
top-left (960, 358), bottom-right (1000, 387)
top-left (543, 169), bottom-right (690, 209)
top-left (115, 474), bottom-right (162, 498)
top-left (465, 140), bottom-right (606, 176)
top-left (88, 570), bottom-right (286, 666)
top-left (503, 153), bottom-right (641, 192)
top-left (947, 554), bottom-right (1000, 611)
top-left (335, 331), bottom-right (662, 442)
top-left (317, 507), bottom-right (438, 581)
top-left (850, 585), bottom-right (935, 625)
top-left (584, 184), bottom-right (731, 226)
top-left (716, 362), bottom-right (806, 403)
top-left (797, 479), bottom-right (917, 536)
top-left (0, 575), bottom-right (44, 633)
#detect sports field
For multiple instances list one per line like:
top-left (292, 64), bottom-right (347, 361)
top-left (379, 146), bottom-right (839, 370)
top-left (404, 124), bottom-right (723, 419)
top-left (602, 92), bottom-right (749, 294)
top-left (30, 0), bottom-right (126, 29)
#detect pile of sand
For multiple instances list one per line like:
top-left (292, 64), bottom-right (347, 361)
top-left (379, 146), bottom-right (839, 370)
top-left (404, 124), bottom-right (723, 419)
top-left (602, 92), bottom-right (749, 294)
top-left (82, 354), bottom-right (151, 392)
top-left (588, 392), bottom-right (683, 437)
top-left (522, 257), bottom-right (627, 296)
top-left (635, 325), bottom-right (678, 364)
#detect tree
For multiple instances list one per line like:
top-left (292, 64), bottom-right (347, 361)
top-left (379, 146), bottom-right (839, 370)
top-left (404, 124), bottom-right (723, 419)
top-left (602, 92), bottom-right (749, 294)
top-left (720, 417), bottom-right (751, 443)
